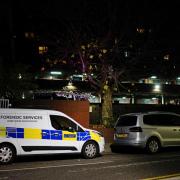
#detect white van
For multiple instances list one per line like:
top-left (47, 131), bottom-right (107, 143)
top-left (0, 109), bottom-right (105, 164)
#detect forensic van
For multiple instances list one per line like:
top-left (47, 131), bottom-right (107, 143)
top-left (0, 109), bottom-right (105, 164)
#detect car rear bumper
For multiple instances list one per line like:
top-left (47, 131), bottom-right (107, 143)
top-left (114, 139), bottom-right (146, 148)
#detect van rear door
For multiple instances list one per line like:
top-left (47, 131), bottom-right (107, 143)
top-left (0, 113), bottom-right (16, 140)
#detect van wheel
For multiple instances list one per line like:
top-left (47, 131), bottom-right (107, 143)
top-left (0, 144), bottom-right (16, 164)
top-left (82, 141), bottom-right (98, 159)
top-left (146, 138), bottom-right (160, 154)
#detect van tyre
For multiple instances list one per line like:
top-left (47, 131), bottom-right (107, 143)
top-left (82, 141), bottom-right (98, 159)
top-left (146, 137), bottom-right (160, 154)
top-left (0, 144), bottom-right (16, 165)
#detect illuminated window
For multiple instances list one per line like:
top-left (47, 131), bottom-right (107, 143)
top-left (18, 73), bottom-right (22, 79)
top-left (163, 54), bottom-right (170, 61)
top-left (81, 45), bottom-right (86, 50)
top-left (124, 51), bottom-right (129, 57)
top-left (38, 46), bottom-right (48, 54)
top-left (136, 28), bottom-right (145, 34)
top-left (89, 55), bottom-right (94, 59)
top-left (25, 32), bottom-right (35, 39)
top-left (102, 49), bottom-right (107, 54)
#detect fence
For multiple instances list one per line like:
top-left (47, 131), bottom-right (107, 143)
top-left (0, 99), bottom-right (10, 108)
top-left (89, 103), bottom-right (180, 126)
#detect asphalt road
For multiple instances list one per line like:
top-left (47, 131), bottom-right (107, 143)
top-left (1, 147), bottom-right (180, 180)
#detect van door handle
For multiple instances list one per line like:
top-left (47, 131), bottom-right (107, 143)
top-left (41, 132), bottom-right (49, 135)
top-left (52, 133), bottom-right (59, 136)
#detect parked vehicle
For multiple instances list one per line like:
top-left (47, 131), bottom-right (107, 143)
top-left (0, 108), bottom-right (105, 164)
top-left (114, 111), bottom-right (180, 153)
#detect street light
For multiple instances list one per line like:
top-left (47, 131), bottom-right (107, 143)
top-left (153, 84), bottom-right (161, 92)
top-left (150, 76), bottom-right (157, 79)
top-left (50, 71), bottom-right (62, 75)
top-left (63, 81), bottom-right (77, 91)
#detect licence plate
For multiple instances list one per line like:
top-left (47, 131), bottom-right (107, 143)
top-left (116, 133), bottom-right (128, 138)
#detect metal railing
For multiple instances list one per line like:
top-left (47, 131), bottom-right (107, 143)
top-left (0, 99), bottom-right (10, 108)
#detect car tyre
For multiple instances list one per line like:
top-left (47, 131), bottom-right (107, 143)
top-left (146, 137), bottom-right (160, 154)
top-left (0, 144), bottom-right (16, 165)
top-left (82, 141), bottom-right (98, 159)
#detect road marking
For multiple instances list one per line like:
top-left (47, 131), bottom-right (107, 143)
top-left (0, 161), bottom-right (113, 173)
top-left (1, 157), bottom-right (180, 174)
top-left (142, 173), bottom-right (180, 180)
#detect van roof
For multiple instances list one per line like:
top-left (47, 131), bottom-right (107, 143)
top-left (0, 108), bottom-right (64, 115)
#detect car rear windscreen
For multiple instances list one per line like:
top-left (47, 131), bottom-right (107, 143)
top-left (116, 116), bottom-right (137, 127)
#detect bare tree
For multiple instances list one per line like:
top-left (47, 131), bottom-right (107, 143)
top-left (35, 0), bottom-right (164, 126)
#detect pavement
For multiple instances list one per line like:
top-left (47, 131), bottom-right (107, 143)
top-left (104, 143), bottom-right (112, 153)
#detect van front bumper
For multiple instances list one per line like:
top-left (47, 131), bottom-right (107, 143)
top-left (99, 137), bottom-right (105, 153)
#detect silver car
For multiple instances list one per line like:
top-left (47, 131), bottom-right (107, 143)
top-left (114, 111), bottom-right (180, 153)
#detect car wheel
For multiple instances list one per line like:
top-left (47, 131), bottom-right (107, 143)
top-left (82, 141), bottom-right (98, 159)
top-left (146, 138), bottom-right (160, 154)
top-left (0, 144), bottom-right (16, 164)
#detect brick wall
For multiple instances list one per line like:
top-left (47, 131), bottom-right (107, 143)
top-left (13, 100), bottom-right (90, 128)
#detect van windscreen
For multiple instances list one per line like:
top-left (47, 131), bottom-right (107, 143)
top-left (116, 116), bottom-right (137, 127)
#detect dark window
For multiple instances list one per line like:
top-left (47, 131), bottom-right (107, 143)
top-left (143, 114), bottom-right (180, 126)
top-left (116, 116), bottom-right (137, 127)
top-left (170, 115), bottom-right (180, 126)
top-left (50, 115), bottom-right (84, 132)
top-left (143, 115), bottom-right (160, 125)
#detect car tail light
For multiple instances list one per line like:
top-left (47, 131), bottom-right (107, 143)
top-left (129, 127), bottom-right (142, 132)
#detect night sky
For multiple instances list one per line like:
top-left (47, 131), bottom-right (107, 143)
top-left (10, 2), bottom-right (176, 31)
top-left (17, 0), bottom-right (180, 41)
top-left (1, 0), bottom-right (180, 66)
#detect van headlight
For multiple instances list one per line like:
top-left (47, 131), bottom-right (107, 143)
top-left (93, 130), bottom-right (103, 137)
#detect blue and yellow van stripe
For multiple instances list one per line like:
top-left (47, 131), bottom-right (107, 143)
top-left (0, 126), bottom-right (6, 137)
top-left (0, 126), bottom-right (99, 142)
